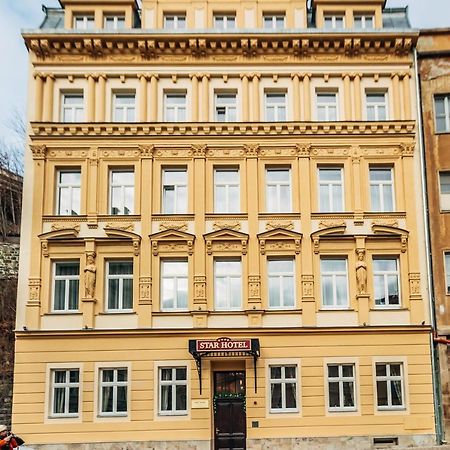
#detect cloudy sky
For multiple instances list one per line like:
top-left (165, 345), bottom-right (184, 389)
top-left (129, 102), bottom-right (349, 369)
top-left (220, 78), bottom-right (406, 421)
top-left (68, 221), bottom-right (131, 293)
top-left (0, 0), bottom-right (448, 143)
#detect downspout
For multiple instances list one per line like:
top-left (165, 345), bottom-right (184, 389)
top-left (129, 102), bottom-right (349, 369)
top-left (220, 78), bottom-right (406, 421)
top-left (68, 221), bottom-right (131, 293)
top-left (414, 46), bottom-right (444, 444)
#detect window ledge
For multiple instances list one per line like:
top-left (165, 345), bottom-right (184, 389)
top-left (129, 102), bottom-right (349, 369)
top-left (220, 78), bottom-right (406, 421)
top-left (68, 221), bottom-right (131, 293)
top-left (98, 311), bottom-right (136, 315)
top-left (319, 308), bottom-right (354, 312)
top-left (44, 312), bottom-right (83, 316)
top-left (370, 307), bottom-right (407, 311)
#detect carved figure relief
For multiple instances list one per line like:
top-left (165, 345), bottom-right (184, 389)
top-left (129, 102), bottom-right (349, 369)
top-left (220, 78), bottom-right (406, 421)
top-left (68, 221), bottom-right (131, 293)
top-left (84, 252), bottom-right (97, 298)
top-left (355, 249), bottom-right (367, 295)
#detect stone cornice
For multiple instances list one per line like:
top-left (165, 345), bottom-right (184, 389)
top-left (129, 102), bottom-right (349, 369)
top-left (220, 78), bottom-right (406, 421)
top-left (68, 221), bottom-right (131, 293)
top-left (23, 31), bottom-right (417, 60)
top-left (30, 120), bottom-right (416, 139)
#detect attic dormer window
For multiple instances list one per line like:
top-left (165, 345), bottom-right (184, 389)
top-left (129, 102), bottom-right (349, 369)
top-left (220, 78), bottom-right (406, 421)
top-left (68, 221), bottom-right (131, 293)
top-left (354, 14), bottom-right (375, 30)
top-left (104, 15), bottom-right (126, 30)
top-left (263, 14), bottom-right (285, 30)
top-left (323, 14), bottom-right (345, 30)
top-left (164, 14), bottom-right (187, 30)
top-left (73, 14), bottom-right (95, 30)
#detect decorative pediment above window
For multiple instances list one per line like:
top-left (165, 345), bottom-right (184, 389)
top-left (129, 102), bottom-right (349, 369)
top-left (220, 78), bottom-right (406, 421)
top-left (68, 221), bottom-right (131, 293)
top-left (257, 228), bottom-right (303, 255)
top-left (311, 224), bottom-right (347, 254)
top-left (371, 224), bottom-right (409, 252)
top-left (150, 229), bottom-right (195, 256)
top-left (104, 227), bottom-right (142, 256)
top-left (38, 226), bottom-right (81, 257)
top-left (203, 229), bottom-right (249, 255)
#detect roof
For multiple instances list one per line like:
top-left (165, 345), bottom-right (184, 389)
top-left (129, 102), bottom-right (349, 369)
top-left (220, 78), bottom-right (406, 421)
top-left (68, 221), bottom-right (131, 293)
top-left (40, 7), bottom-right (64, 29)
top-left (382, 7), bottom-right (411, 29)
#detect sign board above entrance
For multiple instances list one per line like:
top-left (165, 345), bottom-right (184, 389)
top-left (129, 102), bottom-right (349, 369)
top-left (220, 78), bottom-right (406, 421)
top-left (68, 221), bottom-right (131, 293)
top-left (196, 337), bottom-right (251, 353)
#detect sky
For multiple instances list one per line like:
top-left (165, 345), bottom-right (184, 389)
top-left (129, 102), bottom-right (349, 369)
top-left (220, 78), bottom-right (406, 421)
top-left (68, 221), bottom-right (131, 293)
top-left (0, 0), bottom-right (448, 143)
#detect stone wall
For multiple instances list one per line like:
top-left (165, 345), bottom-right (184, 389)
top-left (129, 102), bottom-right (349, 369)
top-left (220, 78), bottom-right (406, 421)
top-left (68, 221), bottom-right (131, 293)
top-left (0, 242), bottom-right (19, 279)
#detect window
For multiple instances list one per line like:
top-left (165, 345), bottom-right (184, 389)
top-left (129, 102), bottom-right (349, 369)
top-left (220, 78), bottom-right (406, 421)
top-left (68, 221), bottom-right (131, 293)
top-left (56, 170), bottom-right (81, 215)
top-left (164, 14), bottom-right (186, 30)
top-left (268, 259), bottom-right (295, 309)
top-left (435, 95), bottom-right (450, 132)
top-left (327, 364), bottom-right (356, 411)
top-left (99, 368), bottom-right (128, 415)
top-left (269, 365), bottom-right (298, 412)
top-left (445, 253), bottom-right (450, 295)
top-left (161, 260), bottom-right (188, 310)
top-left (162, 168), bottom-right (187, 214)
top-left (369, 167), bottom-right (394, 212)
top-left (215, 92), bottom-right (237, 122)
top-left (265, 92), bottom-right (287, 121)
top-left (73, 15), bottom-right (95, 30)
top-left (62, 93), bottom-right (84, 122)
top-left (266, 168), bottom-right (291, 213)
top-left (263, 14), bottom-right (285, 30)
top-left (50, 369), bottom-right (80, 417)
top-left (113, 93), bottom-right (136, 122)
top-left (53, 262), bottom-right (79, 312)
top-left (375, 363), bottom-right (405, 409)
top-left (366, 91), bottom-right (388, 121)
top-left (214, 168), bottom-right (240, 213)
top-left (164, 93), bottom-right (187, 122)
top-left (324, 14), bottom-right (345, 29)
top-left (159, 367), bottom-right (187, 415)
top-left (373, 258), bottom-right (400, 307)
top-left (318, 167), bottom-right (344, 212)
top-left (214, 259), bottom-right (241, 310)
top-left (321, 258), bottom-right (349, 308)
top-left (214, 14), bottom-right (236, 30)
top-left (106, 261), bottom-right (133, 311)
top-left (439, 172), bottom-right (450, 210)
top-left (104, 15), bottom-right (126, 30)
top-left (354, 14), bottom-right (374, 29)
top-left (109, 170), bottom-right (134, 215)
top-left (316, 92), bottom-right (338, 121)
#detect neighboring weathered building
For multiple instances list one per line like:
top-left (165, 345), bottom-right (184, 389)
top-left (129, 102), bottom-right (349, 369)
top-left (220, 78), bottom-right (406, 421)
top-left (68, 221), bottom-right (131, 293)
top-left (14, 0), bottom-right (436, 448)
top-left (417, 28), bottom-right (450, 441)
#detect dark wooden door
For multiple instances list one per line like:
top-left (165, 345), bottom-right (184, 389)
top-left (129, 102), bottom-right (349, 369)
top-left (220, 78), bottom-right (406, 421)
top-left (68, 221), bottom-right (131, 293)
top-left (214, 371), bottom-right (246, 450)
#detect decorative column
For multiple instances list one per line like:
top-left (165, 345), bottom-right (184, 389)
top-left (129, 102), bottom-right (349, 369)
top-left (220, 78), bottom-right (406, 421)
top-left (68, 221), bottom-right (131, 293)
top-left (96, 74), bottom-right (107, 122)
top-left (201, 74), bottom-right (210, 122)
top-left (86, 74), bottom-right (97, 122)
top-left (391, 73), bottom-right (401, 119)
top-left (33, 73), bottom-right (45, 121)
top-left (353, 73), bottom-right (362, 120)
top-left (291, 73), bottom-right (300, 121)
top-left (150, 74), bottom-right (159, 121)
top-left (138, 74), bottom-right (149, 122)
top-left (190, 74), bottom-right (200, 121)
top-left (87, 147), bottom-right (99, 229)
top-left (42, 74), bottom-right (55, 122)
top-left (251, 73), bottom-right (260, 121)
top-left (355, 243), bottom-right (370, 326)
top-left (301, 74), bottom-right (311, 121)
top-left (240, 74), bottom-right (250, 122)
top-left (343, 73), bottom-right (351, 120)
top-left (401, 72), bottom-right (411, 120)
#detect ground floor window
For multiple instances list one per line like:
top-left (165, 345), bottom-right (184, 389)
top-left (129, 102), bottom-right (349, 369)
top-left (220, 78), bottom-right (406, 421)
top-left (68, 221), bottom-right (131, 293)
top-left (159, 367), bottom-right (188, 415)
top-left (50, 369), bottom-right (80, 417)
top-left (269, 365), bottom-right (298, 412)
top-left (99, 367), bottom-right (128, 416)
top-left (375, 362), bottom-right (405, 409)
top-left (327, 363), bottom-right (356, 411)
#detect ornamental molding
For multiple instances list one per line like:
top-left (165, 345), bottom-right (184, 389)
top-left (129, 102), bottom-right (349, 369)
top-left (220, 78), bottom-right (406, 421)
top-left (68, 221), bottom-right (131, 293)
top-left (212, 221), bottom-right (241, 231)
top-left (30, 144), bottom-right (47, 159)
top-left (370, 224), bottom-right (409, 252)
top-left (150, 229), bottom-right (195, 256)
top-left (318, 220), bottom-right (346, 229)
top-left (104, 222), bottom-right (135, 232)
top-left (203, 228), bottom-right (249, 255)
top-left (311, 225), bottom-right (347, 254)
top-left (265, 221), bottom-right (294, 231)
top-left (257, 228), bottom-right (303, 255)
top-left (103, 227), bottom-right (141, 255)
top-left (159, 221), bottom-right (188, 232)
top-left (50, 222), bottom-right (80, 232)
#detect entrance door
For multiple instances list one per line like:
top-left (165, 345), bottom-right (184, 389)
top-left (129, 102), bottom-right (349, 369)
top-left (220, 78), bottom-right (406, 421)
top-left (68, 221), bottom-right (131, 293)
top-left (214, 371), bottom-right (246, 450)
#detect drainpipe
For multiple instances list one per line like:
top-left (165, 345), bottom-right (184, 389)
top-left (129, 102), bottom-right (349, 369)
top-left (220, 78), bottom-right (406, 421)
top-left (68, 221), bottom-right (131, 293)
top-left (414, 47), bottom-right (444, 444)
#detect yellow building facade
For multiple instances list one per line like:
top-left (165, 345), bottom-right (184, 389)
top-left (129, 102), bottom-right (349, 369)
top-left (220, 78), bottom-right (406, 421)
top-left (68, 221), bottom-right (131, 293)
top-left (15, 0), bottom-right (436, 448)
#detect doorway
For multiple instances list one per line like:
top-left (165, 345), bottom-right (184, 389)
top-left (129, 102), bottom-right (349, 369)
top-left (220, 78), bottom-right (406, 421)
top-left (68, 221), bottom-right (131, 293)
top-left (213, 371), bottom-right (246, 450)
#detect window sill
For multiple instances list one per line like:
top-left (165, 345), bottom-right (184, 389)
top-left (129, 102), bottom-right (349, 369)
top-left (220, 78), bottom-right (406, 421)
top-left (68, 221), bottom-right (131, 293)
top-left (99, 311), bottom-right (136, 315)
top-left (266, 308), bottom-right (302, 313)
top-left (319, 308), bottom-right (354, 312)
top-left (153, 310), bottom-right (190, 316)
top-left (370, 307), bottom-right (407, 311)
top-left (97, 214), bottom-right (141, 221)
top-left (44, 312), bottom-right (82, 316)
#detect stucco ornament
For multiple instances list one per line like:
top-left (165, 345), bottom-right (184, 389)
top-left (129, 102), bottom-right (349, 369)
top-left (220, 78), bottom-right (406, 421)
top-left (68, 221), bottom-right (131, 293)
top-left (84, 252), bottom-right (97, 298)
top-left (355, 249), bottom-right (367, 295)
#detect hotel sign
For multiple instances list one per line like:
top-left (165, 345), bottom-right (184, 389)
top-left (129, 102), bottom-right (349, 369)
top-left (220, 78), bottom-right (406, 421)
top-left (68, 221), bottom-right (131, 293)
top-left (195, 337), bottom-right (252, 353)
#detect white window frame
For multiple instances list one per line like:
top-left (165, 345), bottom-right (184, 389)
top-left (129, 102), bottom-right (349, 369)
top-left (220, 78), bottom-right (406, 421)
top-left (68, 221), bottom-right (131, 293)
top-left (268, 365), bottom-right (299, 413)
top-left (98, 367), bottom-right (129, 417)
top-left (56, 169), bottom-right (81, 215)
top-left (369, 167), bottom-right (395, 212)
top-left (318, 167), bottom-right (344, 213)
top-left (326, 363), bottom-right (357, 412)
top-left (158, 366), bottom-right (188, 416)
top-left (214, 92), bottom-right (237, 122)
top-left (316, 91), bottom-right (339, 121)
top-left (52, 261), bottom-right (80, 312)
top-left (105, 260), bottom-right (133, 312)
top-left (213, 14), bottom-right (236, 30)
top-left (354, 14), bottom-right (374, 29)
top-left (113, 93), bottom-right (136, 122)
top-left (164, 92), bottom-right (187, 122)
top-left (109, 169), bottom-right (134, 215)
top-left (365, 91), bottom-right (388, 121)
top-left (268, 258), bottom-right (295, 309)
top-left (163, 14), bottom-right (186, 30)
top-left (161, 259), bottom-right (189, 311)
top-left (263, 14), bottom-right (285, 30)
top-left (439, 172), bottom-right (450, 210)
top-left (264, 91), bottom-right (287, 122)
top-left (320, 257), bottom-right (349, 309)
top-left (104, 15), bottom-right (126, 30)
top-left (73, 14), bottom-right (95, 30)
top-left (434, 94), bottom-right (450, 133)
top-left (61, 93), bottom-right (84, 123)
top-left (265, 167), bottom-right (292, 213)
top-left (323, 14), bottom-right (345, 29)
top-left (214, 258), bottom-right (242, 311)
top-left (162, 168), bottom-right (188, 214)
top-left (445, 252), bottom-right (450, 295)
top-left (375, 362), bottom-right (406, 411)
top-left (50, 368), bottom-right (80, 418)
top-left (214, 167), bottom-right (240, 213)
top-left (373, 257), bottom-right (400, 308)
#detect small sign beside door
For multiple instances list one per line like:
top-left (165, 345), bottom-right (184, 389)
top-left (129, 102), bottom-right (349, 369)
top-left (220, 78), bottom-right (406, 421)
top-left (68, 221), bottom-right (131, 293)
top-left (192, 399), bottom-right (209, 409)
